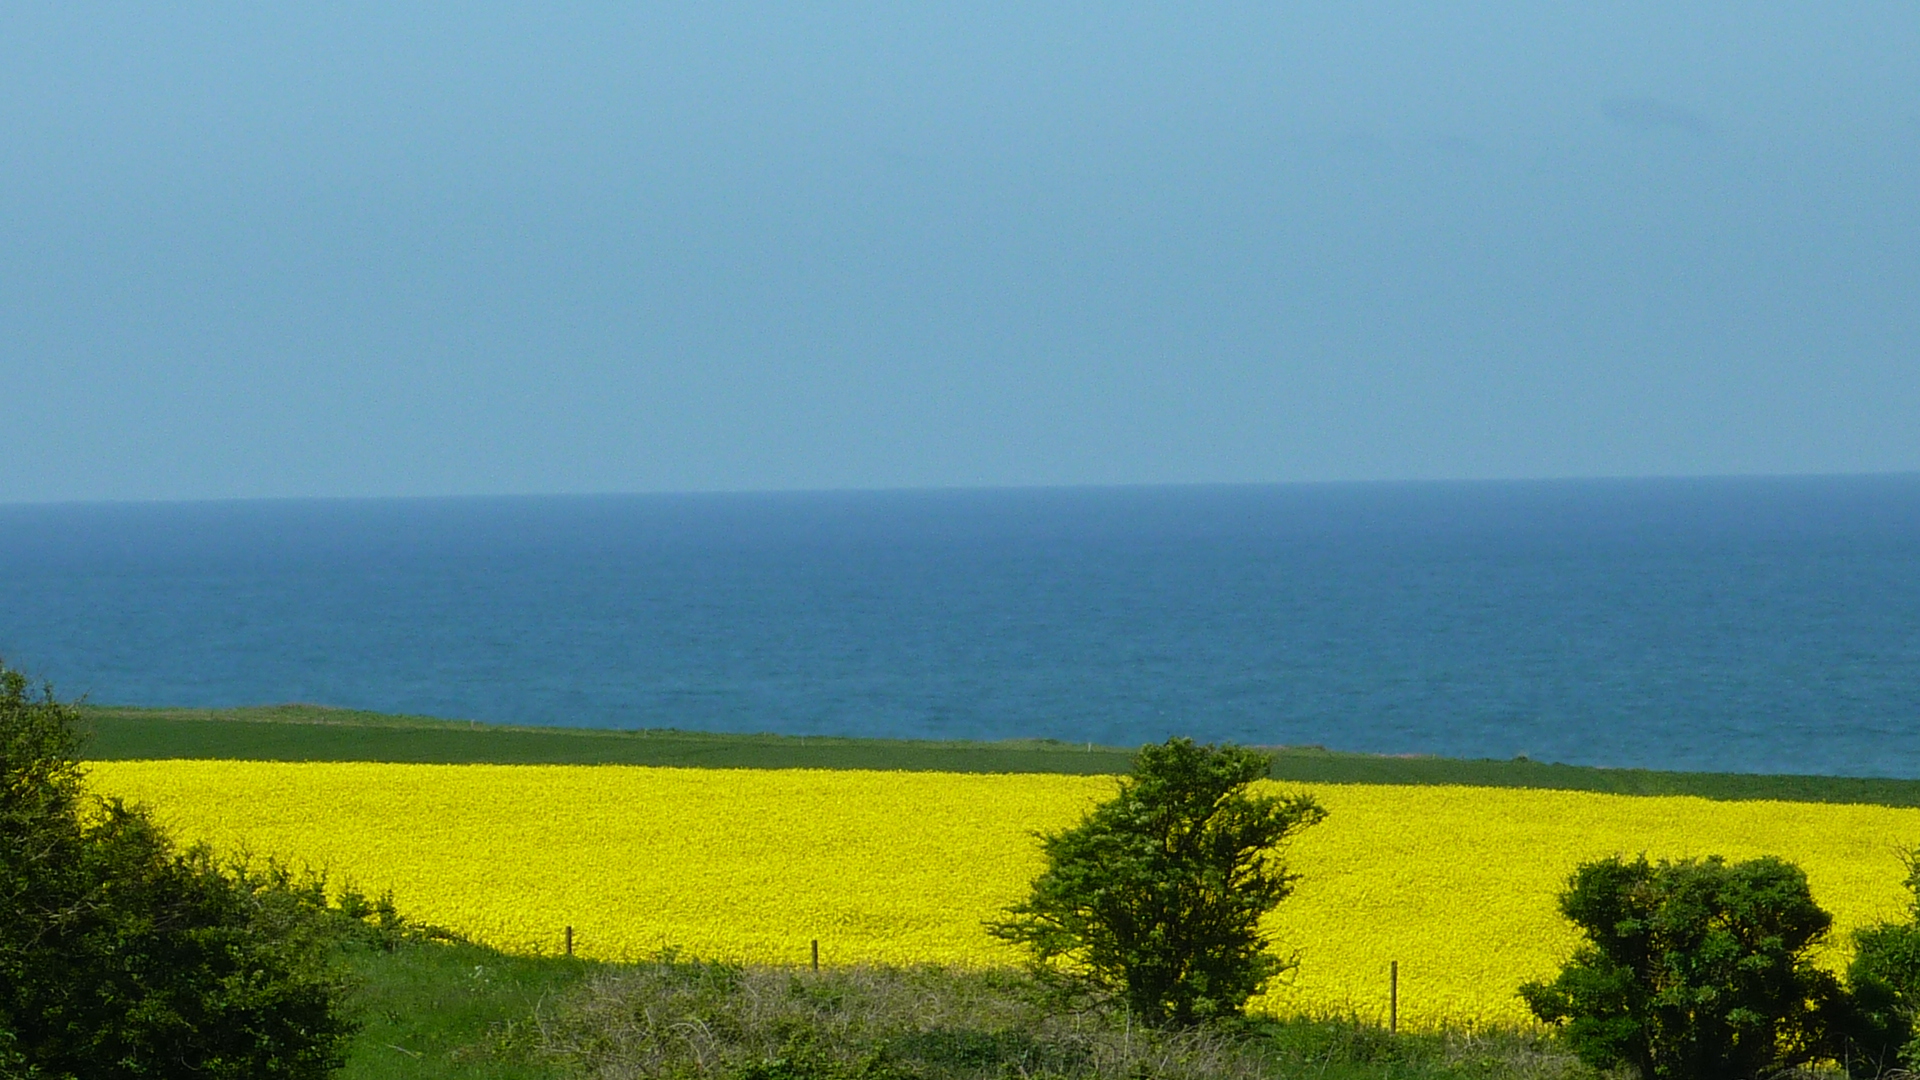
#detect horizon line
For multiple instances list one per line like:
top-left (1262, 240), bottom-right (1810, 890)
top-left (6, 469), bottom-right (1920, 510)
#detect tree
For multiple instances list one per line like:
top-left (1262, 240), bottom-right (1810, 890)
top-left (988, 737), bottom-right (1325, 1026)
top-left (1519, 854), bottom-right (1841, 1080)
top-left (0, 661), bottom-right (356, 1079)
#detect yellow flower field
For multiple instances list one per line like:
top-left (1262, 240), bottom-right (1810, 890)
top-left (87, 761), bottom-right (1920, 1029)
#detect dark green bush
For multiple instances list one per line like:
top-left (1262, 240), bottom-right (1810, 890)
top-left (0, 662), bottom-right (357, 1079)
top-left (988, 737), bottom-right (1325, 1026)
top-left (1519, 854), bottom-right (1841, 1080)
top-left (1834, 850), bottom-right (1920, 1076)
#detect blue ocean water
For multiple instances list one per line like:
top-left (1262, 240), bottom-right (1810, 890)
top-left (2, 477), bottom-right (1918, 776)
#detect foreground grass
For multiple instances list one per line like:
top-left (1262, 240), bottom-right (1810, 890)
top-left (84, 703), bottom-right (1920, 806)
top-left (339, 941), bottom-right (1583, 1080)
top-left (336, 938), bottom-right (589, 1080)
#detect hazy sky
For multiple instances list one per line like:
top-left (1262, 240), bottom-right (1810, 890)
top-left (3, 3), bottom-right (1917, 501)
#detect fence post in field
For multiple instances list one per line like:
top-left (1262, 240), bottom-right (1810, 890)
top-left (565, 926), bottom-right (573, 957)
top-left (811, 939), bottom-right (820, 971)
top-left (1390, 961), bottom-right (1398, 1034)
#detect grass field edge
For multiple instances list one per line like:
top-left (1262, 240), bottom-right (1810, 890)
top-left (75, 703), bottom-right (1920, 808)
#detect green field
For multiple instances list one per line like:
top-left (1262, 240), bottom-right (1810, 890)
top-left (80, 703), bottom-right (1920, 807)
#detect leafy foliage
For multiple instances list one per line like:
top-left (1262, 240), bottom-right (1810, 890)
top-left (0, 661), bottom-right (357, 1079)
top-left (1833, 849), bottom-right (1920, 1076)
top-left (1519, 854), bottom-right (1842, 1080)
top-left (988, 738), bottom-right (1325, 1026)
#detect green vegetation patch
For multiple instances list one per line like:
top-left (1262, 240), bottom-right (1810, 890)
top-left (80, 704), bottom-right (1137, 774)
top-left (334, 938), bottom-right (592, 1080)
top-left (79, 704), bottom-right (1920, 808)
top-left (335, 942), bottom-right (1585, 1080)
top-left (532, 953), bottom-right (1582, 1080)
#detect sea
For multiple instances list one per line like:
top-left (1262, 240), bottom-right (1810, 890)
top-left (2, 476), bottom-right (1918, 777)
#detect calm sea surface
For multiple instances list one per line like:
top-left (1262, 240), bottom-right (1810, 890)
top-left (2, 478), bottom-right (1918, 776)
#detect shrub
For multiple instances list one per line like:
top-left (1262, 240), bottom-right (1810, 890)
top-left (1519, 854), bottom-right (1840, 1080)
top-left (1836, 849), bottom-right (1920, 1076)
top-left (988, 737), bottom-right (1325, 1026)
top-left (0, 662), bottom-right (356, 1079)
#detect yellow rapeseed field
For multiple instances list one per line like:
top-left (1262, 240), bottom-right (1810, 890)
top-left (88, 761), bottom-right (1920, 1029)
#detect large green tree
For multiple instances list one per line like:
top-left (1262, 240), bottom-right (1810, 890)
top-left (989, 737), bottom-right (1325, 1026)
top-left (0, 662), bottom-right (355, 1079)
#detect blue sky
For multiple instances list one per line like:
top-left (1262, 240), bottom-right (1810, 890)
top-left (2, 3), bottom-right (1917, 501)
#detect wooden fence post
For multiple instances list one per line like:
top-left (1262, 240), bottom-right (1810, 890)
top-left (1390, 961), bottom-right (1398, 1034)
top-left (811, 939), bottom-right (819, 971)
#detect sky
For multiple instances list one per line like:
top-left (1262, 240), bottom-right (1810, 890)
top-left (2, 3), bottom-right (1917, 502)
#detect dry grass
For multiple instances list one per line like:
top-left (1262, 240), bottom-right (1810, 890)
top-left (532, 958), bottom-right (1591, 1080)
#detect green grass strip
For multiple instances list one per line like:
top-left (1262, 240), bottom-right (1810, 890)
top-left (79, 704), bottom-right (1920, 808)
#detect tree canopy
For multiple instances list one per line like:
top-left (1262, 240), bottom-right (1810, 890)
top-left (990, 737), bottom-right (1325, 1026)
top-left (0, 661), bottom-right (355, 1079)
